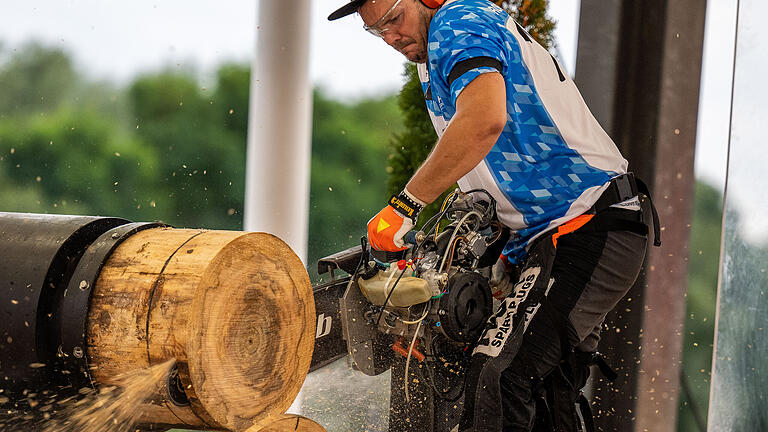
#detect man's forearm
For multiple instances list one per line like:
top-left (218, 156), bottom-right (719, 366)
top-left (406, 114), bottom-right (502, 204)
top-left (405, 72), bottom-right (507, 204)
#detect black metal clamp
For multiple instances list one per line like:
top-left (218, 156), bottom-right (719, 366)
top-left (56, 221), bottom-right (164, 390)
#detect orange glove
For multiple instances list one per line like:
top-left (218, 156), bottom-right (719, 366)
top-left (367, 190), bottom-right (426, 251)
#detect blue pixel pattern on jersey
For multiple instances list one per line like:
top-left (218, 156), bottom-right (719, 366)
top-left (424, 0), bottom-right (616, 263)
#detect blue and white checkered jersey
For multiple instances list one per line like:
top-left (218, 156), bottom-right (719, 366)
top-left (418, 0), bottom-right (629, 264)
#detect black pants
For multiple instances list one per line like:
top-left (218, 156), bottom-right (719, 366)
top-left (458, 222), bottom-right (648, 431)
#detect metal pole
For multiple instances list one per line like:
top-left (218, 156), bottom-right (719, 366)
top-left (244, 0), bottom-right (313, 264)
top-left (635, 2), bottom-right (707, 430)
top-left (575, 1), bottom-right (707, 431)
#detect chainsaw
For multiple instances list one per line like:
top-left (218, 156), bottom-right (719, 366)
top-left (309, 189), bottom-right (509, 402)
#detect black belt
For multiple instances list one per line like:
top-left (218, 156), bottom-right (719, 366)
top-left (590, 173), bottom-right (661, 247)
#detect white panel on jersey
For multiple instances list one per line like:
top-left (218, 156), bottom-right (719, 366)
top-left (503, 17), bottom-right (627, 175)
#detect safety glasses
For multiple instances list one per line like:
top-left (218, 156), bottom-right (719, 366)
top-left (363, 0), bottom-right (403, 38)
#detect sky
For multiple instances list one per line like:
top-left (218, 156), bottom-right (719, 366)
top-left (0, 1), bottom-right (579, 97)
top-left (0, 0), bottom-right (735, 190)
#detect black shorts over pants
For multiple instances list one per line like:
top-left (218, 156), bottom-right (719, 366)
top-left (458, 209), bottom-right (648, 431)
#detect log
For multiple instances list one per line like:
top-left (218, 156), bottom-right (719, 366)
top-left (247, 414), bottom-right (326, 432)
top-left (86, 228), bottom-right (314, 431)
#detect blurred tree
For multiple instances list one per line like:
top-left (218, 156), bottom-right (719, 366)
top-left (387, 0), bottom-right (556, 226)
top-left (492, 0), bottom-right (555, 49)
top-left (0, 42), bottom-right (403, 282)
top-left (130, 66), bottom-right (403, 271)
top-left (0, 108), bottom-right (159, 218)
top-left (127, 70), bottom-right (247, 229)
top-left (214, 63), bottom-right (251, 139)
top-left (0, 41), bottom-right (151, 218)
top-left (0, 42), bottom-right (78, 116)
top-left (309, 89), bottom-right (402, 279)
top-left (677, 181), bottom-right (722, 432)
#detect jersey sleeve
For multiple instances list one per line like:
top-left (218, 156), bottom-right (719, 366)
top-left (430, 15), bottom-right (506, 105)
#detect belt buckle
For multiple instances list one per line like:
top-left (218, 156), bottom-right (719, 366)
top-left (615, 174), bottom-right (635, 201)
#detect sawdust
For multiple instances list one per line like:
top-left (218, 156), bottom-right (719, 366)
top-left (38, 359), bottom-right (175, 432)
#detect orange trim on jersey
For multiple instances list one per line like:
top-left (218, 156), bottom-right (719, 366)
top-left (552, 214), bottom-right (594, 248)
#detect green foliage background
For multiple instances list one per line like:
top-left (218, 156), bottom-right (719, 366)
top-left (0, 42), bottom-right (400, 281)
top-left (0, 36), bottom-right (719, 431)
top-left (677, 181), bottom-right (722, 432)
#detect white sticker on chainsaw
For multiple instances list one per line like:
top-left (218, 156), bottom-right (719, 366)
top-left (315, 313), bottom-right (332, 339)
top-left (473, 266), bottom-right (541, 358)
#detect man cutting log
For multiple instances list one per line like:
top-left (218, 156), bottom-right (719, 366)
top-left (328, 1), bottom-right (660, 430)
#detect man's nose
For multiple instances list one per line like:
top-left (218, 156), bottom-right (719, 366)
top-left (382, 31), bottom-right (402, 46)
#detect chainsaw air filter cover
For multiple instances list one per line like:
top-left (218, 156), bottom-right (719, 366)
top-left (437, 271), bottom-right (493, 343)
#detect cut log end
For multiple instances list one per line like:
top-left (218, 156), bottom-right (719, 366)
top-left (186, 232), bottom-right (315, 431)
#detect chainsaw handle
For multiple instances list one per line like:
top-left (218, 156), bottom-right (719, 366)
top-left (404, 230), bottom-right (425, 246)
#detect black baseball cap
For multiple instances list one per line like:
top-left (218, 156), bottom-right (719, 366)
top-left (328, 0), bottom-right (368, 21)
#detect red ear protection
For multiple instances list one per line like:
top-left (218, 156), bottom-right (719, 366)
top-left (420, 0), bottom-right (445, 9)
